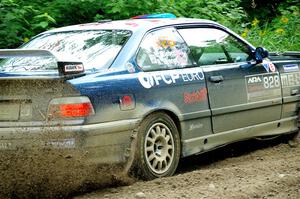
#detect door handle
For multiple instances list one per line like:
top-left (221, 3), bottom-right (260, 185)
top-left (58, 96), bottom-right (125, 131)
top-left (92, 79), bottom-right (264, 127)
top-left (209, 75), bottom-right (224, 83)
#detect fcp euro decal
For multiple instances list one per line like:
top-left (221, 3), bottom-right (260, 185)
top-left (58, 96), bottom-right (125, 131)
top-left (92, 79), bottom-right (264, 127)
top-left (138, 70), bottom-right (204, 89)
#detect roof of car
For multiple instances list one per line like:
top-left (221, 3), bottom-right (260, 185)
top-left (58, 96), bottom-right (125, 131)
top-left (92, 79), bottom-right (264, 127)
top-left (44, 18), bottom-right (219, 33)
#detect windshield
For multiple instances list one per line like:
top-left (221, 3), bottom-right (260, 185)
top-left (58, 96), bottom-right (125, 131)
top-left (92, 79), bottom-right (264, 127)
top-left (0, 30), bottom-right (131, 72)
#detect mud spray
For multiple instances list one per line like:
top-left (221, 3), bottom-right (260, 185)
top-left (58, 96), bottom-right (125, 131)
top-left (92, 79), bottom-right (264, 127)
top-left (0, 79), bottom-right (135, 198)
top-left (0, 131), bottom-right (134, 199)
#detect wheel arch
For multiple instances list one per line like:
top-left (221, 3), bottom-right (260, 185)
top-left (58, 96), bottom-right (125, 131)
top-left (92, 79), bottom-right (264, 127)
top-left (141, 109), bottom-right (182, 140)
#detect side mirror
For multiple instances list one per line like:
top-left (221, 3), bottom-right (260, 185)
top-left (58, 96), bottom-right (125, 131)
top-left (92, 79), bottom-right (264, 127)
top-left (254, 47), bottom-right (269, 64)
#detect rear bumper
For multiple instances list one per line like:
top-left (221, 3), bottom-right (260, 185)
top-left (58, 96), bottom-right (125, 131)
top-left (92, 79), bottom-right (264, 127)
top-left (0, 119), bottom-right (140, 165)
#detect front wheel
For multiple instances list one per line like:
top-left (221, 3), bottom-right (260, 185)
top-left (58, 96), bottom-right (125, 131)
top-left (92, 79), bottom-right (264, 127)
top-left (131, 113), bottom-right (180, 180)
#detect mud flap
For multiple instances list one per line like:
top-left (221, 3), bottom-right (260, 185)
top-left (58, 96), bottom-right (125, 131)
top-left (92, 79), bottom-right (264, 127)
top-left (123, 128), bottom-right (138, 176)
top-left (288, 112), bottom-right (300, 147)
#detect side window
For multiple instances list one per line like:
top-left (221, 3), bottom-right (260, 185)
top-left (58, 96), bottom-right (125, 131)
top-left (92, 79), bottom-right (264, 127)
top-left (178, 28), bottom-right (253, 66)
top-left (137, 28), bottom-right (193, 71)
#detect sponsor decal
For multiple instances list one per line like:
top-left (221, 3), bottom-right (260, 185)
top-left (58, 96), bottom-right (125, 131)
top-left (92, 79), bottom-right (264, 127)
top-left (247, 76), bottom-right (262, 84)
top-left (262, 62), bottom-right (269, 72)
top-left (138, 70), bottom-right (205, 89)
top-left (262, 60), bottom-right (276, 72)
top-left (184, 88), bottom-right (207, 104)
top-left (283, 64), bottom-right (299, 72)
top-left (245, 73), bottom-right (281, 101)
top-left (45, 138), bottom-right (75, 149)
top-left (0, 142), bottom-right (12, 150)
top-left (246, 73), bottom-right (280, 91)
top-left (189, 123), bottom-right (204, 131)
top-left (281, 72), bottom-right (300, 87)
top-left (64, 64), bottom-right (84, 72)
top-left (126, 62), bottom-right (135, 73)
top-left (269, 62), bottom-right (276, 72)
top-left (157, 36), bottom-right (176, 48)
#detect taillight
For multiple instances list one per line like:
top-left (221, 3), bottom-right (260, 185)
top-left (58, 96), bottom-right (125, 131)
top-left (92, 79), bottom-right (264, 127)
top-left (48, 96), bottom-right (95, 119)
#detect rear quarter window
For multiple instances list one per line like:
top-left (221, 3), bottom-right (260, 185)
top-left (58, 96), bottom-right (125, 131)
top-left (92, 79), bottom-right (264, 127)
top-left (136, 28), bottom-right (193, 71)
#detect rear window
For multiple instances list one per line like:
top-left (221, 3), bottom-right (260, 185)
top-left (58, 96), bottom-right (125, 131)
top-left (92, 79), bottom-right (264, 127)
top-left (0, 30), bottom-right (131, 72)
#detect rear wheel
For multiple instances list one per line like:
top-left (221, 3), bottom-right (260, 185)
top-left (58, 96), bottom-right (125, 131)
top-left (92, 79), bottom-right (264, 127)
top-left (131, 113), bottom-right (180, 180)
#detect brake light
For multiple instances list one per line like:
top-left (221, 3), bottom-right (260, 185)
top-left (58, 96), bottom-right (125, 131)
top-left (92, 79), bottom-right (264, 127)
top-left (48, 97), bottom-right (95, 119)
top-left (59, 103), bottom-right (93, 117)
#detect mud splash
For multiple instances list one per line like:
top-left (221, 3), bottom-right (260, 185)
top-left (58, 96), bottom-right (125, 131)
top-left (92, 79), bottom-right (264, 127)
top-left (0, 141), bottom-right (133, 198)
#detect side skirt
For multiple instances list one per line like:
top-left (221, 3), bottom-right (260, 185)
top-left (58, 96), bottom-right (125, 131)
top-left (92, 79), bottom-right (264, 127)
top-left (181, 116), bottom-right (298, 157)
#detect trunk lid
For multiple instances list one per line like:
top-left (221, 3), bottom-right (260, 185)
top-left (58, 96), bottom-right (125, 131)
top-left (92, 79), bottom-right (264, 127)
top-left (0, 77), bottom-right (80, 126)
top-left (0, 49), bottom-right (83, 127)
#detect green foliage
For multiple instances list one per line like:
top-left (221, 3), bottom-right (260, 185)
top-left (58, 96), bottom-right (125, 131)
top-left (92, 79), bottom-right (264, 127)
top-left (0, 0), bottom-right (56, 48)
top-left (44, 0), bottom-right (102, 25)
top-left (237, 3), bottom-right (300, 51)
top-left (162, 0), bottom-right (246, 27)
top-left (96, 0), bottom-right (161, 20)
top-left (0, 0), bottom-right (299, 52)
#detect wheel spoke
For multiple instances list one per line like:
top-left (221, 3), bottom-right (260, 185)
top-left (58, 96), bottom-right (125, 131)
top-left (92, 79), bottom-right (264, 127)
top-left (146, 146), bottom-right (153, 152)
top-left (156, 125), bottom-right (161, 135)
top-left (152, 158), bottom-right (158, 168)
top-left (146, 137), bottom-right (155, 145)
top-left (167, 143), bottom-right (173, 149)
top-left (150, 129), bottom-right (156, 138)
top-left (166, 154), bottom-right (172, 160)
top-left (165, 135), bottom-right (170, 142)
top-left (148, 153), bottom-right (155, 161)
top-left (163, 159), bottom-right (168, 167)
top-left (161, 128), bottom-right (166, 137)
top-left (158, 161), bottom-right (163, 170)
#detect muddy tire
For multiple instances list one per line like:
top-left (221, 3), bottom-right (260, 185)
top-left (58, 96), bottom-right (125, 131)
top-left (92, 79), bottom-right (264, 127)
top-left (131, 113), bottom-right (180, 180)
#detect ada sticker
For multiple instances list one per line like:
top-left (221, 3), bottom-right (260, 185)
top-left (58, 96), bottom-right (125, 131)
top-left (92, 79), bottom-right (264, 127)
top-left (246, 74), bottom-right (280, 91)
top-left (283, 64), bottom-right (299, 72)
top-left (245, 73), bottom-right (281, 101)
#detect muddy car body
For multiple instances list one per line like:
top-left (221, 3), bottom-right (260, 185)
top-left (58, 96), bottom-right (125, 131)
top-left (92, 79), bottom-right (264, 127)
top-left (0, 16), bottom-right (300, 179)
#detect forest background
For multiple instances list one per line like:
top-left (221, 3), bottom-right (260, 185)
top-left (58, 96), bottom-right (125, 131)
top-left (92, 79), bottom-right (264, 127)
top-left (0, 0), bottom-right (299, 52)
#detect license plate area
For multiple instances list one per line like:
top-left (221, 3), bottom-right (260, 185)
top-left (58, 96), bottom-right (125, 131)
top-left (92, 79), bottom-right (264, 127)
top-left (0, 102), bottom-right (20, 121)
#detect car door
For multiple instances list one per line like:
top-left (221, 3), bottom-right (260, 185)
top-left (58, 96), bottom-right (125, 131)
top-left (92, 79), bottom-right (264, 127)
top-left (135, 27), bottom-right (213, 144)
top-left (178, 27), bottom-right (282, 133)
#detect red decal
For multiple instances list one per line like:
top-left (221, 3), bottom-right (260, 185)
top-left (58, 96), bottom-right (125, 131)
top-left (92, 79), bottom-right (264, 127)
top-left (184, 88), bottom-right (207, 104)
top-left (125, 22), bottom-right (139, 27)
top-left (149, 19), bottom-right (161, 22)
top-left (269, 63), bottom-right (276, 72)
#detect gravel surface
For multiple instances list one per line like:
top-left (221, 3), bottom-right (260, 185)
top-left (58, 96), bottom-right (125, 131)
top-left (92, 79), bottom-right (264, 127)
top-left (0, 135), bottom-right (299, 199)
top-left (74, 137), bottom-right (300, 199)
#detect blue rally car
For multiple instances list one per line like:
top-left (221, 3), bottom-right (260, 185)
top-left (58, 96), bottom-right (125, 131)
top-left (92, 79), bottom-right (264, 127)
top-left (0, 14), bottom-right (300, 180)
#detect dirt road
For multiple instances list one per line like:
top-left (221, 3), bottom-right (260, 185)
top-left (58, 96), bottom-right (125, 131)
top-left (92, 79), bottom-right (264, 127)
top-left (75, 137), bottom-right (300, 199)
top-left (0, 136), bottom-right (299, 198)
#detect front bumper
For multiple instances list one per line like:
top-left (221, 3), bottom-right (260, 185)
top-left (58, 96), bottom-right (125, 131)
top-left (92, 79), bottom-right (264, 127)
top-left (0, 119), bottom-right (140, 165)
